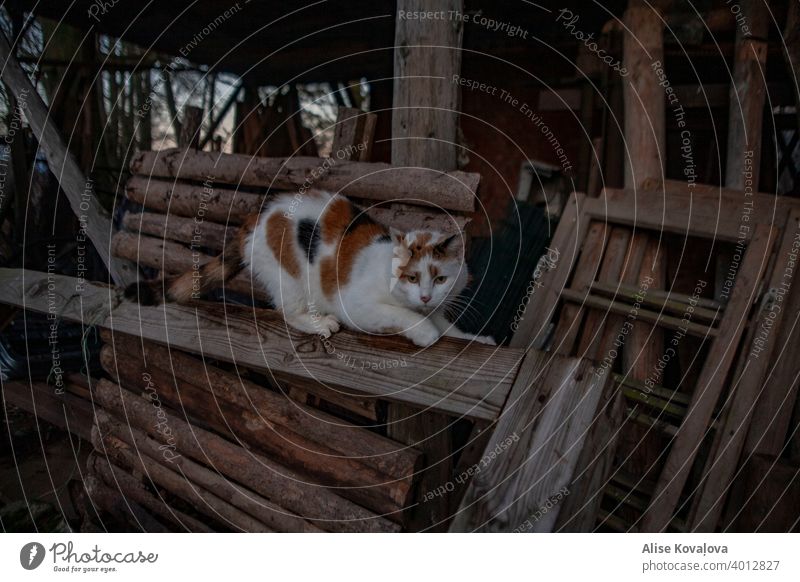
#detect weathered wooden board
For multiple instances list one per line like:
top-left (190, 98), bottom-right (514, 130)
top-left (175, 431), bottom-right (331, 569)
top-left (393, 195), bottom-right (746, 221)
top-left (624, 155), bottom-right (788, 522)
top-left (450, 351), bottom-right (611, 532)
top-left (0, 269), bottom-right (520, 421)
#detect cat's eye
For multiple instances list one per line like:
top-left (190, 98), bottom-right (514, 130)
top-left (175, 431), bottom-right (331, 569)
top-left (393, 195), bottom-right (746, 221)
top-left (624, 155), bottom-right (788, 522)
top-left (434, 276), bottom-right (447, 284)
top-left (406, 274), bottom-right (418, 284)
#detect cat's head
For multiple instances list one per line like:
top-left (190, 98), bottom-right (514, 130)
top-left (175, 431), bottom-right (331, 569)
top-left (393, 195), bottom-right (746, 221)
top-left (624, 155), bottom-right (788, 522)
top-left (389, 229), bottom-right (469, 312)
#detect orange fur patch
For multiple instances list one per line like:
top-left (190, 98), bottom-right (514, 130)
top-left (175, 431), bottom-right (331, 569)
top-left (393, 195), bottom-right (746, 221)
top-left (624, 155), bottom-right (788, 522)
top-left (266, 213), bottom-right (300, 278)
top-left (321, 197), bottom-right (353, 244)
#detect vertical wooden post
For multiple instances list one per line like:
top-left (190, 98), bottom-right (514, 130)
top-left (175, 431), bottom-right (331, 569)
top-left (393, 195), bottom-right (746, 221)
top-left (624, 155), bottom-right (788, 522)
top-left (725, 0), bottom-right (769, 190)
top-left (392, 0), bottom-right (463, 170)
top-left (622, 1), bottom-right (665, 188)
top-left (180, 105), bottom-right (204, 150)
top-left (389, 0), bottom-right (464, 530)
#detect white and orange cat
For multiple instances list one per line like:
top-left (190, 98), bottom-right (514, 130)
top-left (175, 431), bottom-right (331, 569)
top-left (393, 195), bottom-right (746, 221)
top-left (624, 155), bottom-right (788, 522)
top-left (128, 190), bottom-right (494, 347)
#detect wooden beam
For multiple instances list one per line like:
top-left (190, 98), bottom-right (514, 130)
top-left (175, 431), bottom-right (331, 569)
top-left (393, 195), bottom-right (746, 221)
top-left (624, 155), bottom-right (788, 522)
top-left (0, 32), bottom-right (138, 286)
top-left (130, 148), bottom-right (478, 213)
top-left (0, 269), bottom-right (520, 421)
top-left (330, 106), bottom-right (377, 162)
top-left (392, 0), bottom-right (463, 171)
top-left (179, 105), bottom-right (203, 149)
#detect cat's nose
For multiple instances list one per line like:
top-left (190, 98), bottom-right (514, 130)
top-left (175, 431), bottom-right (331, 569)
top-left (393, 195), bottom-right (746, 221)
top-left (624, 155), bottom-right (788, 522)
top-left (420, 295), bottom-right (431, 304)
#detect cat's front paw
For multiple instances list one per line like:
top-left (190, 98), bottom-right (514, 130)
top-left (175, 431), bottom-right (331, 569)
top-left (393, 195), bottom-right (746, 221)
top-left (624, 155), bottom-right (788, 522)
top-left (315, 315), bottom-right (341, 339)
top-left (405, 322), bottom-right (442, 347)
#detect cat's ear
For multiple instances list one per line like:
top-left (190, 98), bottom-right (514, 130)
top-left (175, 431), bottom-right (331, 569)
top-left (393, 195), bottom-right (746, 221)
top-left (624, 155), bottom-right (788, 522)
top-left (434, 233), bottom-right (463, 256)
top-left (390, 227), bottom-right (407, 247)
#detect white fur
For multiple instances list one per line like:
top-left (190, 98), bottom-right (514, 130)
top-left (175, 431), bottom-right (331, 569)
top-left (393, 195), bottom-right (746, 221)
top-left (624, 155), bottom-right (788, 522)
top-left (243, 191), bottom-right (495, 347)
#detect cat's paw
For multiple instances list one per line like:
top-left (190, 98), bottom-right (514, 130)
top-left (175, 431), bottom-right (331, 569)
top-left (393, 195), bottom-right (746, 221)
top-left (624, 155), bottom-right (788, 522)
top-left (405, 322), bottom-right (442, 347)
top-left (316, 315), bottom-right (341, 339)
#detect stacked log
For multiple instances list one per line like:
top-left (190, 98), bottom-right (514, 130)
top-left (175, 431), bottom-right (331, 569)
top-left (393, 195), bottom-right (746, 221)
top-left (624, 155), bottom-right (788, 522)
top-left (93, 331), bottom-right (421, 531)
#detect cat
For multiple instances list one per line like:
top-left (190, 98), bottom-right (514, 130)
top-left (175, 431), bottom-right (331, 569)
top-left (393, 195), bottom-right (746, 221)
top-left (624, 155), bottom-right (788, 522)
top-left (126, 190), bottom-right (495, 347)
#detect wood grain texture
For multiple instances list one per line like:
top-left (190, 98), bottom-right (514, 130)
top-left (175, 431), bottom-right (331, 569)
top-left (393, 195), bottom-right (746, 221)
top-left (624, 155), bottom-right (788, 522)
top-left (0, 269), bottom-right (520, 421)
top-left (450, 351), bottom-right (612, 532)
top-left (392, 0), bottom-right (463, 171)
top-left (130, 149), bottom-right (479, 213)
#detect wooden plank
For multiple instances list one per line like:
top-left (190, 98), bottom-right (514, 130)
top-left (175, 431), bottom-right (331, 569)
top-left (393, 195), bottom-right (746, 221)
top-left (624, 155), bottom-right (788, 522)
top-left (450, 351), bottom-right (611, 532)
top-left (392, 0), bottom-right (463, 171)
top-left (587, 194), bottom-right (766, 243)
top-left (555, 378), bottom-right (625, 532)
top-left (641, 224), bottom-right (777, 531)
top-left (130, 149), bottom-right (479, 213)
top-left (509, 193), bottom-right (589, 349)
top-left (0, 32), bottom-right (137, 286)
top-left (726, 454), bottom-right (800, 532)
top-left (690, 210), bottom-right (800, 531)
top-left (0, 269), bottom-right (520, 421)
top-left (2, 380), bottom-right (93, 441)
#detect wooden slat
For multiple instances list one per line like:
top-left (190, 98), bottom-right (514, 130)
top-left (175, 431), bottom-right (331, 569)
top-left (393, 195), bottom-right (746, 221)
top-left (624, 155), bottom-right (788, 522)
top-left (130, 149), bottom-right (479, 213)
top-left (641, 224), bottom-right (777, 531)
top-left (0, 269), bottom-right (520, 421)
top-left (450, 351), bottom-right (611, 532)
top-left (330, 106), bottom-right (377, 162)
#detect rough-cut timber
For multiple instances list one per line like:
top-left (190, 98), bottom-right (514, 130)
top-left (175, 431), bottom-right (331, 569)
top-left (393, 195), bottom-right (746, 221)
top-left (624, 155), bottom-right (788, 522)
top-left (130, 148), bottom-right (478, 212)
top-left (122, 211), bottom-right (234, 253)
top-left (125, 176), bottom-right (264, 224)
top-left (99, 330), bottom-right (419, 482)
top-left (99, 343), bottom-right (413, 515)
top-left (94, 411), bottom-right (322, 532)
top-left (87, 453), bottom-right (214, 533)
top-left (724, 0), bottom-right (769, 190)
top-left (0, 270), bottom-right (520, 421)
top-left (93, 379), bottom-right (398, 532)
